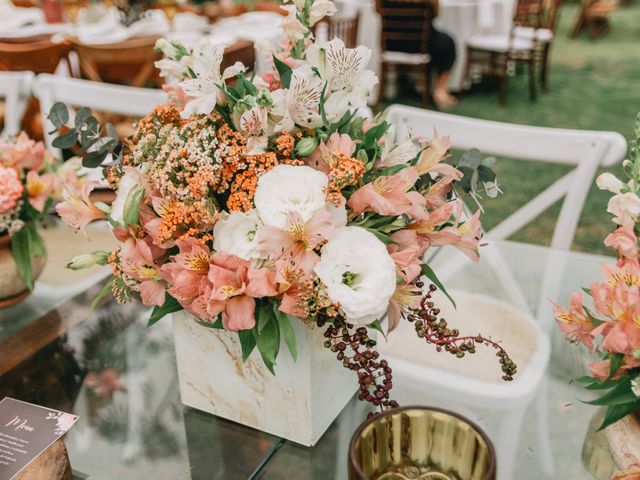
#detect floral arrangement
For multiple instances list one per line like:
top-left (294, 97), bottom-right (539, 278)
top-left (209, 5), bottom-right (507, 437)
top-left (52, 0), bottom-right (516, 411)
top-left (0, 132), bottom-right (63, 289)
top-left (554, 115), bottom-right (640, 435)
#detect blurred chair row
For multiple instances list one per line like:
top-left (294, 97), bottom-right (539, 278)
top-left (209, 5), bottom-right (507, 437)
top-left (0, 38), bottom-right (255, 142)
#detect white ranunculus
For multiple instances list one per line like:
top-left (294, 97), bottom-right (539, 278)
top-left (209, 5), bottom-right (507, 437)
top-left (213, 210), bottom-right (264, 260)
top-left (596, 172), bottom-right (625, 194)
top-left (110, 167), bottom-right (142, 224)
top-left (314, 226), bottom-right (397, 325)
top-left (608, 192), bottom-right (640, 225)
top-left (254, 165), bottom-right (328, 229)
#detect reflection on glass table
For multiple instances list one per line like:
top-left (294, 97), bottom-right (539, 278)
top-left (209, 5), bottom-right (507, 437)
top-left (0, 239), bottom-right (614, 479)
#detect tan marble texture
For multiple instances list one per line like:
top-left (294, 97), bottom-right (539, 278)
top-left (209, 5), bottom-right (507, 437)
top-left (172, 311), bottom-right (357, 446)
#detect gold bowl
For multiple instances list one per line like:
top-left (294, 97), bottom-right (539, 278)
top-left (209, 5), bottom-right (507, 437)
top-left (349, 406), bottom-right (496, 480)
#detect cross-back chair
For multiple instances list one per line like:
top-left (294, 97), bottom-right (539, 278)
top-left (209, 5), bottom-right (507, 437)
top-left (313, 12), bottom-right (360, 48)
top-left (381, 104), bottom-right (626, 480)
top-left (375, 0), bottom-right (433, 107)
top-left (0, 71), bottom-right (34, 139)
top-left (0, 37), bottom-right (71, 73)
top-left (71, 36), bottom-right (162, 88)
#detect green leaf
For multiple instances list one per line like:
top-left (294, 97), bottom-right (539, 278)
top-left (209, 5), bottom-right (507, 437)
top-left (274, 305), bottom-right (297, 361)
top-left (253, 309), bottom-right (280, 375)
top-left (368, 318), bottom-right (388, 340)
top-left (74, 107), bottom-right (92, 128)
top-left (27, 225), bottom-right (46, 258)
top-left (195, 318), bottom-right (224, 329)
top-left (239, 329), bottom-right (257, 361)
top-left (52, 130), bottom-right (77, 149)
top-left (364, 227), bottom-right (392, 244)
top-left (123, 187), bottom-right (145, 226)
top-left (48, 102), bottom-right (69, 129)
top-left (598, 400), bottom-right (640, 431)
top-left (273, 54), bottom-right (292, 88)
top-left (609, 352), bottom-right (624, 379)
top-left (10, 226), bottom-right (33, 290)
top-left (257, 301), bottom-right (273, 334)
top-left (82, 150), bottom-right (109, 168)
top-left (91, 277), bottom-right (115, 309)
top-left (421, 263), bottom-right (456, 308)
top-left (362, 122), bottom-right (389, 148)
top-left (148, 294), bottom-right (182, 327)
top-left (585, 378), bottom-right (635, 406)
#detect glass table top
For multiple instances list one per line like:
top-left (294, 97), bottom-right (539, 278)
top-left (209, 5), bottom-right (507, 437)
top-left (0, 239), bottom-right (613, 479)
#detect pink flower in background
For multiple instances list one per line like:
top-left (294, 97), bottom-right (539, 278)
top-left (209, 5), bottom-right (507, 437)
top-left (0, 132), bottom-right (46, 172)
top-left (257, 209), bottom-right (334, 273)
top-left (207, 252), bottom-right (277, 331)
top-left (604, 225), bottom-right (638, 258)
top-left (26, 171), bottom-right (57, 212)
top-left (348, 167), bottom-right (426, 219)
top-left (553, 292), bottom-right (594, 350)
top-left (55, 180), bottom-right (107, 235)
top-left (0, 166), bottom-right (23, 214)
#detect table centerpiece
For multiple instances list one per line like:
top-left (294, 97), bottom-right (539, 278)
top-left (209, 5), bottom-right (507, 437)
top-left (51, 0), bottom-right (517, 445)
top-left (0, 132), bottom-right (64, 308)
top-left (554, 114), bottom-right (640, 479)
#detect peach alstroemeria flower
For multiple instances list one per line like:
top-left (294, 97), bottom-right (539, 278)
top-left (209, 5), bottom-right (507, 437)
top-left (398, 201), bottom-right (457, 255)
top-left (553, 292), bottom-right (594, 350)
top-left (388, 243), bottom-right (422, 284)
top-left (274, 259), bottom-right (309, 319)
top-left (26, 171), bottom-right (57, 212)
top-left (605, 224), bottom-right (639, 259)
top-left (387, 283), bottom-right (422, 332)
top-left (55, 180), bottom-right (107, 235)
top-left (258, 209), bottom-right (334, 273)
top-left (348, 167), bottom-right (426, 219)
top-left (612, 468), bottom-right (640, 480)
top-left (161, 237), bottom-right (211, 305)
top-left (306, 132), bottom-right (356, 174)
top-left (121, 238), bottom-right (166, 307)
top-left (207, 252), bottom-right (277, 331)
top-left (415, 130), bottom-right (452, 176)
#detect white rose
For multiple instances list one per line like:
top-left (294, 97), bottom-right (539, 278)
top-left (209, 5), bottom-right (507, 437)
top-left (608, 192), bottom-right (640, 225)
top-left (213, 210), bottom-right (264, 260)
top-left (596, 173), bottom-right (625, 194)
top-left (110, 167), bottom-right (143, 224)
top-left (314, 226), bottom-right (397, 325)
top-left (254, 165), bottom-right (329, 229)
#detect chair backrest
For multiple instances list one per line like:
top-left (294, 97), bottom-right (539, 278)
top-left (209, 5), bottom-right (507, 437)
top-left (221, 40), bottom-right (256, 72)
top-left (313, 13), bottom-right (360, 48)
top-left (33, 74), bottom-right (167, 157)
top-left (0, 71), bottom-right (34, 139)
top-left (386, 104), bottom-right (627, 250)
top-left (71, 36), bottom-right (162, 88)
top-left (375, 0), bottom-right (432, 55)
top-left (0, 38), bottom-right (71, 74)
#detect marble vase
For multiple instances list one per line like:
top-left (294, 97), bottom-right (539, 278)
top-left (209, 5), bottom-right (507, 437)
top-left (172, 311), bottom-right (358, 446)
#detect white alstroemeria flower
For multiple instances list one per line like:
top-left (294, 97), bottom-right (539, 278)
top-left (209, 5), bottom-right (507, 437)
top-left (254, 165), bottom-right (328, 229)
top-left (314, 226), bottom-right (397, 325)
top-left (308, 0), bottom-right (337, 25)
top-left (379, 124), bottom-right (419, 166)
top-left (607, 192), bottom-right (640, 225)
top-left (307, 38), bottom-right (378, 121)
top-left (596, 172), bottom-right (625, 194)
top-left (178, 43), bottom-right (246, 119)
top-left (240, 106), bottom-right (269, 154)
top-left (632, 376), bottom-right (640, 397)
top-left (213, 210), bottom-right (265, 260)
top-left (281, 4), bottom-right (308, 42)
top-left (283, 0), bottom-right (305, 9)
top-left (271, 66), bottom-right (323, 131)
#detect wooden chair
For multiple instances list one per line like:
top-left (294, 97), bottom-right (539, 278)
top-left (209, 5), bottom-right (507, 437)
top-left (375, 0), bottom-right (433, 107)
top-left (221, 40), bottom-right (256, 73)
top-left (465, 0), bottom-right (545, 106)
top-left (313, 13), bottom-right (360, 48)
top-left (71, 36), bottom-right (162, 88)
top-left (0, 37), bottom-right (71, 73)
top-left (254, 1), bottom-right (287, 15)
top-left (570, 0), bottom-right (616, 39)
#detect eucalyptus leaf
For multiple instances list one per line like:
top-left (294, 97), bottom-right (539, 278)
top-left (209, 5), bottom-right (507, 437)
top-left (52, 130), bottom-right (78, 149)
top-left (48, 102), bottom-right (69, 129)
top-left (74, 107), bottom-right (92, 128)
top-left (83, 150), bottom-right (109, 168)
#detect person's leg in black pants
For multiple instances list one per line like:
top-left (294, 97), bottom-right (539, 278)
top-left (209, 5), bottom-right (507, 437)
top-left (428, 25), bottom-right (457, 108)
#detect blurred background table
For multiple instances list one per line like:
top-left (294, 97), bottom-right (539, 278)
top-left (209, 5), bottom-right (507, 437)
top-left (0, 239), bottom-right (610, 479)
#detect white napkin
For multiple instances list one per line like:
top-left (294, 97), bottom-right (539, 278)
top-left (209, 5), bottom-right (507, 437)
top-left (172, 12), bottom-right (208, 32)
top-left (74, 8), bottom-right (170, 45)
top-left (0, 0), bottom-right (44, 29)
top-left (477, 0), bottom-right (497, 30)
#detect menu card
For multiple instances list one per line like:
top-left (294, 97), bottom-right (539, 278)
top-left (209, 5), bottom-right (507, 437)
top-left (0, 397), bottom-right (78, 480)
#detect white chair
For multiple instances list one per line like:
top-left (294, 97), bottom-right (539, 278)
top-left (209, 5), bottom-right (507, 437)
top-left (0, 71), bottom-right (34, 139)
top-left (382, 105), bottom-right (626, 480)
top-left (33, 73), bottom-right (167, 158)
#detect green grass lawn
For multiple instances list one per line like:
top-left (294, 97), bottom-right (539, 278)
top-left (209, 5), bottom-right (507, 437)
top-left (385, 3), bottom-right (640, 253)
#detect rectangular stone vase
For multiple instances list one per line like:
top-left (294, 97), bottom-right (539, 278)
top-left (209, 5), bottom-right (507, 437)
top-left (172, 311), bottom-right (358, 446)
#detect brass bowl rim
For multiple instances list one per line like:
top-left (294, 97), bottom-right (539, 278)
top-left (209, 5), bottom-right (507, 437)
top-left (348, 405), bottom-right (497, 480)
